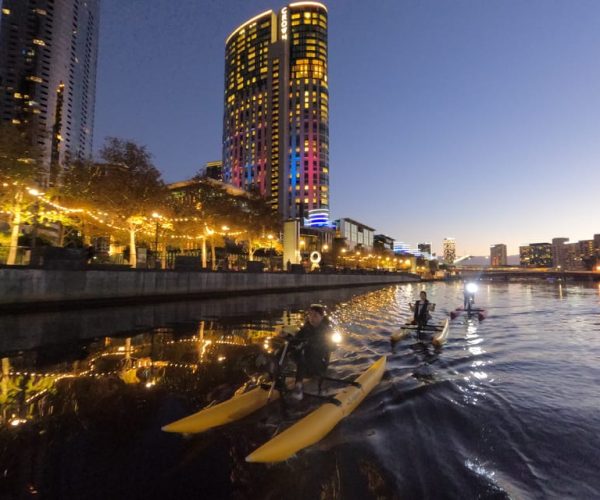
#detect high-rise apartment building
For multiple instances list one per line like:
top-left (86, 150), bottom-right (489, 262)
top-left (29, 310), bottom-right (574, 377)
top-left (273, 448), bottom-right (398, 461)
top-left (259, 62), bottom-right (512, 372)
top-left (519, 245), bottom-right (531, 267)
top-left (551, 237), bottom-right (569, 268)
top-left (520, 242), bottom-right (552, 268)
top-left (222, 2), bottom-right (329, 221)
top-left (490, 243), bottom-right (507, 267)
top-left (0, 0), bottom-right (100, 185)
top-left (443, 238), bottom-right (456, 264)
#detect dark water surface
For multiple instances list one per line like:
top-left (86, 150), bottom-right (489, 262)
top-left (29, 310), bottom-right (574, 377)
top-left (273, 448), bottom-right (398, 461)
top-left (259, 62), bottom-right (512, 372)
top-left (1, 281), bottom-right (599, 499)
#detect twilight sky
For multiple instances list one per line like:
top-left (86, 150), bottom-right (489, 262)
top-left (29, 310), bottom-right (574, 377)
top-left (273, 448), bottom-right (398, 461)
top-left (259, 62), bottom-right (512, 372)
top-left (94, 0), bottom-right (600, 256)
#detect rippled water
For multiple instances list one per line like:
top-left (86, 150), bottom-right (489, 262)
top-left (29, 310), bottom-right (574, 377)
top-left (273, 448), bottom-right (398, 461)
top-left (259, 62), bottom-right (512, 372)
top-left (1, 281), bottom-right (599, 499)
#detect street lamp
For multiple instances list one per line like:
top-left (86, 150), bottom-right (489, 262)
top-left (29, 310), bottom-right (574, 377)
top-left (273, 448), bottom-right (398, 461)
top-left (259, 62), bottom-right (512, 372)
top-left (338, 247), bottom-right (346, 269)
top-left (267, 234), bottom-right (274, 270)
top-left (27, 188), bottom-right (42, 260)
top-left (152, 212), bottom-right (161, 253)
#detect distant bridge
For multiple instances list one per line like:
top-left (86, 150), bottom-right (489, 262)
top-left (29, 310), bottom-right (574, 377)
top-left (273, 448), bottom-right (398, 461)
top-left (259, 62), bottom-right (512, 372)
top-left (458, 268), bottom-right (600, 281)
top-left (453, 255), bottom-right (472, 264)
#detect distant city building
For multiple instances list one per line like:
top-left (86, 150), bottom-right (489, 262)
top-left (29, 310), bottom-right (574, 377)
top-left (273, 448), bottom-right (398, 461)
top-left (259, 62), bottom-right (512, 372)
top-left (551, 237), bottom-right (569, 268)
top-left (594, 234), bottom-right (600, 251)
top-left (204, 161), bottom-right (223, 181)
top-left (335, 218), bottom-right (374, 251)
top-left (443, 238), bottom-right (456, 264)
top-left (300, 225), bottom-right (334, 256)
top-left (168, 177), bottom-right (250, 208)
top-left (222, 3), bottom-right (330, 221)
top-left (519, 245), bottom-right (531, 267)
top-left (579, 239), bottom-right (595, 260)
top-left (374, 234), bottom-right (394, 252)
top-left (0, 0), bottom-right (100, 185)
top-left (490, 244), bottom-right (507, 267)
top-left (393, 241), bottom-right (410, 254)
top-left (418, 243), bottom-right (432, 257)
top-left (520, 242), bottom-right (552, 268)
top-left (563, 242), bottom-right (585, 270)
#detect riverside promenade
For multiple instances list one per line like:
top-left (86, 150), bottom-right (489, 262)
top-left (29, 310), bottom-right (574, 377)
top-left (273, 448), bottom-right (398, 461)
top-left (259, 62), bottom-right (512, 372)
top-left (0, 267), bottom-right (420, 311)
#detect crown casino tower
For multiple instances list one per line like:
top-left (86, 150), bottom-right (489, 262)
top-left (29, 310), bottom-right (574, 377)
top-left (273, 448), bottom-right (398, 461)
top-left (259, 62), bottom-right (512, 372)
top-left (222, 2), bottom-right (330, 223)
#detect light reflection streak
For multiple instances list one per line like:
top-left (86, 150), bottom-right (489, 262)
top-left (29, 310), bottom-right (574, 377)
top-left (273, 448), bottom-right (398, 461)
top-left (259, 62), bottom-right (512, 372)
top-left (467, 337), bottom-right (484, 346)
top-left (465, 459), bottom-right (497, 481)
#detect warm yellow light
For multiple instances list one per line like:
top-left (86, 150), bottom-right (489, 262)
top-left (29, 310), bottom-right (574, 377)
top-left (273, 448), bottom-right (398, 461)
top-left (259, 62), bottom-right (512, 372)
top-left (225, 10), bottom-right (273, 44)
top-left (152, 212), bottom-right (160, 218)
top-left (28, 188), bottom-right (41, 196)
top-left (341, 248), bottom-right (346, 254)
top-left (300, 240), bottom-right (305, 246)
top-left (289, 1), bottom-right (328, 12)
top-left (355, 251), bottom-right (360, 256)
top-left (267, 234), bottom-right (274, 240)
top-left (322, 244), bottom-right (329, 251)
top-left (222, 225), bottom-right (230, 231)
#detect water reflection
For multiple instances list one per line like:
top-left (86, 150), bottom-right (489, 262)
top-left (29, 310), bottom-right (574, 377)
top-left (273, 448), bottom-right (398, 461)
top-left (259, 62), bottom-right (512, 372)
top-left (0, 285), bottom-right (403, 434)
top-left (0, 321), bottom-right (288, 430)
top-left (1, 282), bottom-right (599, 499)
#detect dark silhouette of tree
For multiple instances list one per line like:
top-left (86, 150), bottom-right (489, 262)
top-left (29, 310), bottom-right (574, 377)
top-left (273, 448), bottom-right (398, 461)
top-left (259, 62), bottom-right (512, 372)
top-left (90, 138), bottom-right (168, 267)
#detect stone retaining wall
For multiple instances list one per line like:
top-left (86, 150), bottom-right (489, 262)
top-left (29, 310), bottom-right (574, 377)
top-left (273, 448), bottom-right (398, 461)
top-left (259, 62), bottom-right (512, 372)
top-left (0, 268), bottom-right (420, 310)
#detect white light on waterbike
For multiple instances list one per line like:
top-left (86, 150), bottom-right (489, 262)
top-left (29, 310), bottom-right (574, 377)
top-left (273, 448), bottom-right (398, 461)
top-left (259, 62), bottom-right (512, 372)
top-left (466, 283), bottom-right (478, 294)
top-left (331, 331), bottom-right (342, 344)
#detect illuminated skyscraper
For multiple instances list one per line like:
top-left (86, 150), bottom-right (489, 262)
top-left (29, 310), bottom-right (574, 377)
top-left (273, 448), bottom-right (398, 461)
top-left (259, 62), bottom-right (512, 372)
top-left (443, 238), bottom-right (456, 264)
top-left (0, 0), bottom-right (100, 185)
top-left (222, 2), bottom-right (329, 221)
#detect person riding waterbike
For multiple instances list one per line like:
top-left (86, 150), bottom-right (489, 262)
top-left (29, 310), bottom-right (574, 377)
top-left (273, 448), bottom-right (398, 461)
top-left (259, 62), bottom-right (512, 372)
top-left (410, 291), bottom-right (431, 329)
top-left (287, 304), bottom-right (333, 401)
top-left (463, 282), bottom-right (477, 312)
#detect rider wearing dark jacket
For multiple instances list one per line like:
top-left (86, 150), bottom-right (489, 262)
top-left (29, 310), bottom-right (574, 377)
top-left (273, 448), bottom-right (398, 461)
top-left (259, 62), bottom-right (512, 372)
top-left (412, 291), bottom-right (431, 328)
top-left (289, 304), bottom-right (333, 399)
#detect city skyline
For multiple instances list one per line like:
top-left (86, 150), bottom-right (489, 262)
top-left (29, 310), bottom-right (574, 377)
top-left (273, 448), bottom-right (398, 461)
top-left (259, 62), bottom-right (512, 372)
top-left (89, 0), bottom-right (600, 255)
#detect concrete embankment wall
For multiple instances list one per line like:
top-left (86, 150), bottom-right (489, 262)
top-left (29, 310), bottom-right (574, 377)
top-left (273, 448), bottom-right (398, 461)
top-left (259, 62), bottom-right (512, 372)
top-left (0, 268), bottom-right (420, 311)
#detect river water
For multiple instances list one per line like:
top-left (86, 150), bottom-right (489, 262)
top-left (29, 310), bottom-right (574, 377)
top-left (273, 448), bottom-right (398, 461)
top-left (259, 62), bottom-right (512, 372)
top-left (0, 281), bottom-right (599, 499)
